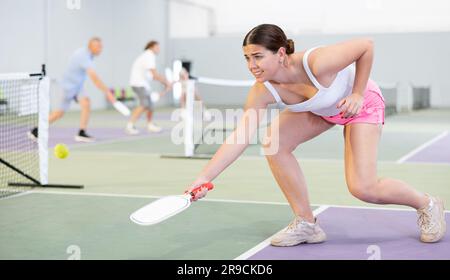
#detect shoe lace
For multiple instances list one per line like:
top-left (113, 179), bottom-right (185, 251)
top-left (286, 216), bottom-right (306, 232)
top-left (417, 209), bottom-right (436, 233)
top-left (287, 218), bottom-right (299, 230)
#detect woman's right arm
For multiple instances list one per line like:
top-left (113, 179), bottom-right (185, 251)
top-left (187, 82), bottom-right (274, 198)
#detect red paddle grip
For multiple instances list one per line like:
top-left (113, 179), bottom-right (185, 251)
top-left (187, 182), bottom-right (214, 198)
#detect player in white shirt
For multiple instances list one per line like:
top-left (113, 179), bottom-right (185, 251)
top-left (127, 41), bottom-right (171, 134)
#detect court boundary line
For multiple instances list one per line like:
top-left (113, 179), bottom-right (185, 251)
top-left (28, 190), bottom-right (162, 199)
top-left (20, 189), bottom-right (450, 214)
top-left (234, 205), bottom-right (330, 260)
top-left (54, 150), bottom-right (450, 166)
top-left (0, 190), bottom-right (34, 201)
top-left (396, 131), bottom-right (449, 164)
top-left (69, 132), bottom-right (170, 150)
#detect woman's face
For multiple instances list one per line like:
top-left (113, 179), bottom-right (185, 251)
top-left (243, 44), bottom-right (279, 82)
top-left (151, 44), bottom-right (161, 55)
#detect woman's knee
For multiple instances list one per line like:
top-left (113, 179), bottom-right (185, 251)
top-left (347, 181), bottom-right (381, 203)
top-left (262, 137), bottom-right (296, 160)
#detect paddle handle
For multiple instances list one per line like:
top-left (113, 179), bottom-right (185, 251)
top-left (186, 182), bottom-right (214, 200)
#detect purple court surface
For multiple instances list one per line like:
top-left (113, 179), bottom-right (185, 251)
top-left (48, 127), bottom-right (169, 147)
top-left (405, 133), bottom-right (450, 164)
top-left (248, 207), bottom-right (450, 260)
top-left (45, 112), bottom-right (174, 147)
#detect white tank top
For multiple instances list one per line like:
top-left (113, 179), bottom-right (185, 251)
top-left (264, 46), bottom-right (356, 117)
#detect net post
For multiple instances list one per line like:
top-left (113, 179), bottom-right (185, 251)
top-left (38, 75), bottom-right (50, 185)
top-left (0, 67), bottom-right (84, 195)
top-left (184, 79), bottom-right (195, 157)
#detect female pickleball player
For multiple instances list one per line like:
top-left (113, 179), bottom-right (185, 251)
top-left (186, 24), bottom-right (446, 245)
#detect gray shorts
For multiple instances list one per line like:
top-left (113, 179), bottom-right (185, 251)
top-left (132, 86), bottom-right (153, 110)
top-left (55, 87), bottom-right (89, 112)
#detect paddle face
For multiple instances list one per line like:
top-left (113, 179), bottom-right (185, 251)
top-left (113, 101), bottom-right (131, 116)
top-left (130, 194), bottom-right (191, 226)
top-left (130, 183), bottom-right (214, 226)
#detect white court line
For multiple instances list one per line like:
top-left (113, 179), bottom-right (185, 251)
top-left (69, 133), bottom-right (166, 149)
top-left (28, 190), bottom-right (162, 200)
top-left (51, 150), bottom-right (450, 166)
top-left (18, 190), bottom-right (404, 209)
top-left (313, 203), bottom-right (413, 212)
top-left (28, 190), bottom-right (291, 206)
top-left (396, 131), bottom-right (449, 164)
top-left (205, 198), bottom-right (288, 206)
top-left (0, 190), bottom-right (34, 201)
top-left (59, 149), bottom-right (450, 166)
top-left (20, 190), bottom-right (450, 213)
top-left (234, 205), bottom-right (330, 260)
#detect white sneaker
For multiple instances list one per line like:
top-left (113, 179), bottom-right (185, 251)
top-left (417, 195), bottom-right (446, 243)
top-left (126, 123), bottom-right (139, 135)
top-left (203, 109), bottom-right (212, 121)
top-left (271, 216), bottom-right (327, 247)
top-left (147, 123), bottom-right (162, 133)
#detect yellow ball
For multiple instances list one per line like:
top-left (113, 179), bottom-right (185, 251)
top-left (54, 144), bottom-right (69, 159)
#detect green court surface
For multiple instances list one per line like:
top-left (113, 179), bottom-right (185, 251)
top-left (1, 108), bottom-right (449, 259)
top-left (0, 193), bottom-right (299, 260)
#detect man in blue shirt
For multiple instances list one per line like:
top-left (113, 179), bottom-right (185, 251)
top-left (30, 37), bottom-right (115, 142)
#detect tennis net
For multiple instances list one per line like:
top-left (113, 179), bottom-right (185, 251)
top-left (0, 67), bottom-right (49, 197)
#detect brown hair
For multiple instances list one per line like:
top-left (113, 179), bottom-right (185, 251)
top-left (243, 24), bottom-right (295, 55)
top-left (88, 37), bottom-right (101, 44)
top-left (144, 40), bottom-right (159, 50)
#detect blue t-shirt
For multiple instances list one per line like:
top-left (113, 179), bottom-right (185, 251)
top-left (61, 48), bottom-right (94, 93)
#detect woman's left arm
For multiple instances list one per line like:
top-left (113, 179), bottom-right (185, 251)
top-left (310, 38), bottom-right (374, 118)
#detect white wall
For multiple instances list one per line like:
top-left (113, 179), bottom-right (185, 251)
top-left (47, 0), bottom-right (169, 110)
top-left (46, 0), bottom-right (115, 110)
top-left (169, 1), bottom-right (210, 38)
top-left (3, 1), bottom-right (449, 108)
top-left (167, 0), bottom-right (450, 107)
top-left (169, 32), bottom-right (450, 107)
top-left (1, 0), bottom-right (169, 110)
top-left (170, 0), bottom-right (450, 37)
top-left (0, 0), bottom-right (46, 73)
top-left (110, 0), bottom-right (169, 100)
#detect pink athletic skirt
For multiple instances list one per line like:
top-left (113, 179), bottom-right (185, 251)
top-left (321, 79), bottom-right (385, 125)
